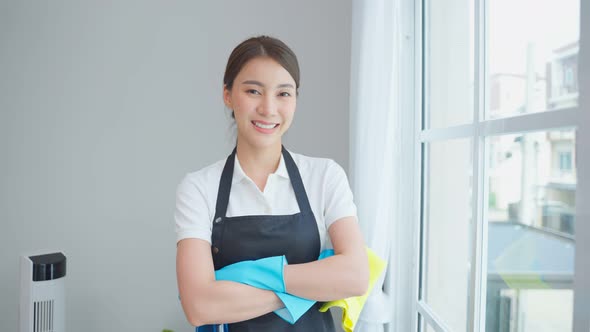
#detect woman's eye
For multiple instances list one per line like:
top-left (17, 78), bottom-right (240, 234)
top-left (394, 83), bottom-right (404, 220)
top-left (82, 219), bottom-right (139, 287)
top-left (279, 92), bottom-right (291, 97)
top-left (247, 89), bottom-right (261, 95)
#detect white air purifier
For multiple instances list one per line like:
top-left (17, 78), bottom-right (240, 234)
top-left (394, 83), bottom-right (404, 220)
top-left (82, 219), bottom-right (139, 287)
top-left (19, 251), bottom-right (66, 332)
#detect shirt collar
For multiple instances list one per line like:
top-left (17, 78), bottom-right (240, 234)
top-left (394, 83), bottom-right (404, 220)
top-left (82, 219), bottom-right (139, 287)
top-left (232, 152), bottom-right (290, 185)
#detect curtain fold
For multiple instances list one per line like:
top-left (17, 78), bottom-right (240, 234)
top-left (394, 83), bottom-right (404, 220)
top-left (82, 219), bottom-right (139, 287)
top-left (349, 0), bottom-right (403, 331)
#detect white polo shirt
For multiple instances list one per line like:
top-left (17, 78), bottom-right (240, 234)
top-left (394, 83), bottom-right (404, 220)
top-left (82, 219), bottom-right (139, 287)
top-left (174, 150), bottom-right (357, 251)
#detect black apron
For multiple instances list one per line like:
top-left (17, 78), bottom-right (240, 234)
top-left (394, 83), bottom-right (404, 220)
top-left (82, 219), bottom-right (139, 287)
top-left (211, 146), bottom-right (336, 332)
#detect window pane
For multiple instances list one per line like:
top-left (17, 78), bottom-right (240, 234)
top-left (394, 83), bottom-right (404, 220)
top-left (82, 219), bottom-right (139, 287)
top-left (423, 139), bottom-right (472, 332)
top-left (488, 0), bottom-right (580, 119)
top-left (486, 130), bottom-right (576, 331)
top-left (427, 0), bottom-right (474, 128)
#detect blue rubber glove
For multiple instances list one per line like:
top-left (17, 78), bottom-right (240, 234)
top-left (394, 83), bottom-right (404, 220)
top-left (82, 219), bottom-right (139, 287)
top-left (271, 249), bottom-right (336, 323)
top-left (195, 250), bottom-right (337, 330)
top-left (215, 256), bottom-right (311, 324)
top-left (215, 255), bottom-right (287, 292)
top-left (196, 257), bottom-right (287, 331)
top-left (318, 249), bottom-right (335, 260)
top-left (273, 292), bottom-right (315, 323)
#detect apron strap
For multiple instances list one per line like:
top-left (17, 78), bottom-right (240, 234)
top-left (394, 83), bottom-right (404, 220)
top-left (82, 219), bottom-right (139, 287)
top-left (281, 145), bottom-right (314, 216)
top-left (213, 148), bottom-right (236, 220)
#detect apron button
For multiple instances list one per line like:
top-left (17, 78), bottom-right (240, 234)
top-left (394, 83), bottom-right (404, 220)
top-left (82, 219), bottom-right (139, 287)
top-left (214, 217), bottom-right (222, 223)
top-left (212, 247), bottom-right (219, 254)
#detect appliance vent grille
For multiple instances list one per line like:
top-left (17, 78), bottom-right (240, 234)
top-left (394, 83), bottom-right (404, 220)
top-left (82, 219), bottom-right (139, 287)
top-left (33, 300), bottom-right (54, 332)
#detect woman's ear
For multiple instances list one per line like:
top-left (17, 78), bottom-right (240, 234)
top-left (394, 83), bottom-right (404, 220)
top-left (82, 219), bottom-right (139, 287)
top-left (223, 85), bottom-right (232, 109)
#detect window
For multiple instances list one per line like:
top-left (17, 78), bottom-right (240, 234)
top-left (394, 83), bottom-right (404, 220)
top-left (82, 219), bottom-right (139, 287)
top-left (559, 151), bottom-right (573, 171)
top-left (415, 0), bottom-right (582, 331)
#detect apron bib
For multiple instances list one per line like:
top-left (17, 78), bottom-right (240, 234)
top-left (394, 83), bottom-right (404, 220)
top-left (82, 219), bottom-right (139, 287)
top-left (210, 146), bottom-right (335, 332)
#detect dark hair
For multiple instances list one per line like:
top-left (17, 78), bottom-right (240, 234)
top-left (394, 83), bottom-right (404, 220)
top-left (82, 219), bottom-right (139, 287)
top-left (223, 35), bottom-right (300, 96)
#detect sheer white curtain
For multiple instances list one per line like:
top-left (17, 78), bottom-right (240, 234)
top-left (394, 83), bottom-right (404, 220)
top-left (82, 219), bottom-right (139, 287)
top-left (349, 0), bottom-right (405, 331)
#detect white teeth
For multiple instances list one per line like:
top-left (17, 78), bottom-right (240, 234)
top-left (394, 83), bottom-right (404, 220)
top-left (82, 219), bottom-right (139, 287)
top-left (253, 121), bottom-right (277, 129)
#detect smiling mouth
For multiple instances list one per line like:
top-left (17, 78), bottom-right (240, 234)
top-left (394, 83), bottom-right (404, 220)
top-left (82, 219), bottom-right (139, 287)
top-left (252, 121), bottom-right (279, 129)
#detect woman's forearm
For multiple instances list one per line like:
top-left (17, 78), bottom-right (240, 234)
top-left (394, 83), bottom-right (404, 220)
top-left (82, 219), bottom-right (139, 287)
top-left (283, 251), bottom-right (369, 301)
top-left (183, 280), bottom-right (283, 327)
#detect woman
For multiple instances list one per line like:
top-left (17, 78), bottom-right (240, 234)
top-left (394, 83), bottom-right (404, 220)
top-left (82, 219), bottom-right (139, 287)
top-left (175, 35), bottom-right (369, 331)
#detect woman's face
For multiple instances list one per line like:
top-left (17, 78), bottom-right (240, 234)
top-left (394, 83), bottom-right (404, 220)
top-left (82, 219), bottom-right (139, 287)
top-left (223, 56), bottom-right (297, 150)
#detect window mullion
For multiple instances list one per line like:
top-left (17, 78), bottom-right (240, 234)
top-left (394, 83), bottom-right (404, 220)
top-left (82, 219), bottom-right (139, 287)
top-left (572, 1), bottom-right (590, 331)
top-left (411, 0), bottom-right (424, 331)
top-left (479, 107), bottom-right (579, 136)
top-left (420, 107), bottom-right (580, 143)
top-left (467, 0), bottom-right (485, 330)
top-left (415, 0), bottom-right (426, 331)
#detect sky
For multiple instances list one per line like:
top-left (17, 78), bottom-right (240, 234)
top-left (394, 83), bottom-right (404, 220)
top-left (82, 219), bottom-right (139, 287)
top-left (489, 0), bottom-right (580, 75)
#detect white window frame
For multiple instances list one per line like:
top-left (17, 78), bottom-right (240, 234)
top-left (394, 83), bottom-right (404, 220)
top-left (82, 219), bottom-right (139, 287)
top-left (399, 0), bottom-right (590, 331)
top-left (572, 2), bottom-right (590, 331)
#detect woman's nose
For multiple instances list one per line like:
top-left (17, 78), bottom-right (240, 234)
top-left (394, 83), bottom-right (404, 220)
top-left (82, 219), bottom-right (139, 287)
top-left (257, 95), bottom-right (277, 116)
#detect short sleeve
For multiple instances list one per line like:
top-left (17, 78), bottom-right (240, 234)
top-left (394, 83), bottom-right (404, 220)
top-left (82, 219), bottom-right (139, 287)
top-left (323, 160), bottom-right (358, 229)
top-left (174, 174), bottom-right (212, 244)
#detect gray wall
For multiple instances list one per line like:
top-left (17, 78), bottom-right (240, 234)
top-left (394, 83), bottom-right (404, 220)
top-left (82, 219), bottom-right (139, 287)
top-left (0, 1), bottom-right (352, 331)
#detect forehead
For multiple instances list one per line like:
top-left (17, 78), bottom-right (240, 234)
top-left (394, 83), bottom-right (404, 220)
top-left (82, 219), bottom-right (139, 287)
top-left (236, 57), bottom-right (295, 86)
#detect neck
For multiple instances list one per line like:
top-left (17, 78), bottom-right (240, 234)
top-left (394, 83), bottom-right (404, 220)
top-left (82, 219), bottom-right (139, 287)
top-left (235, 140), bottom-right (282, 181)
